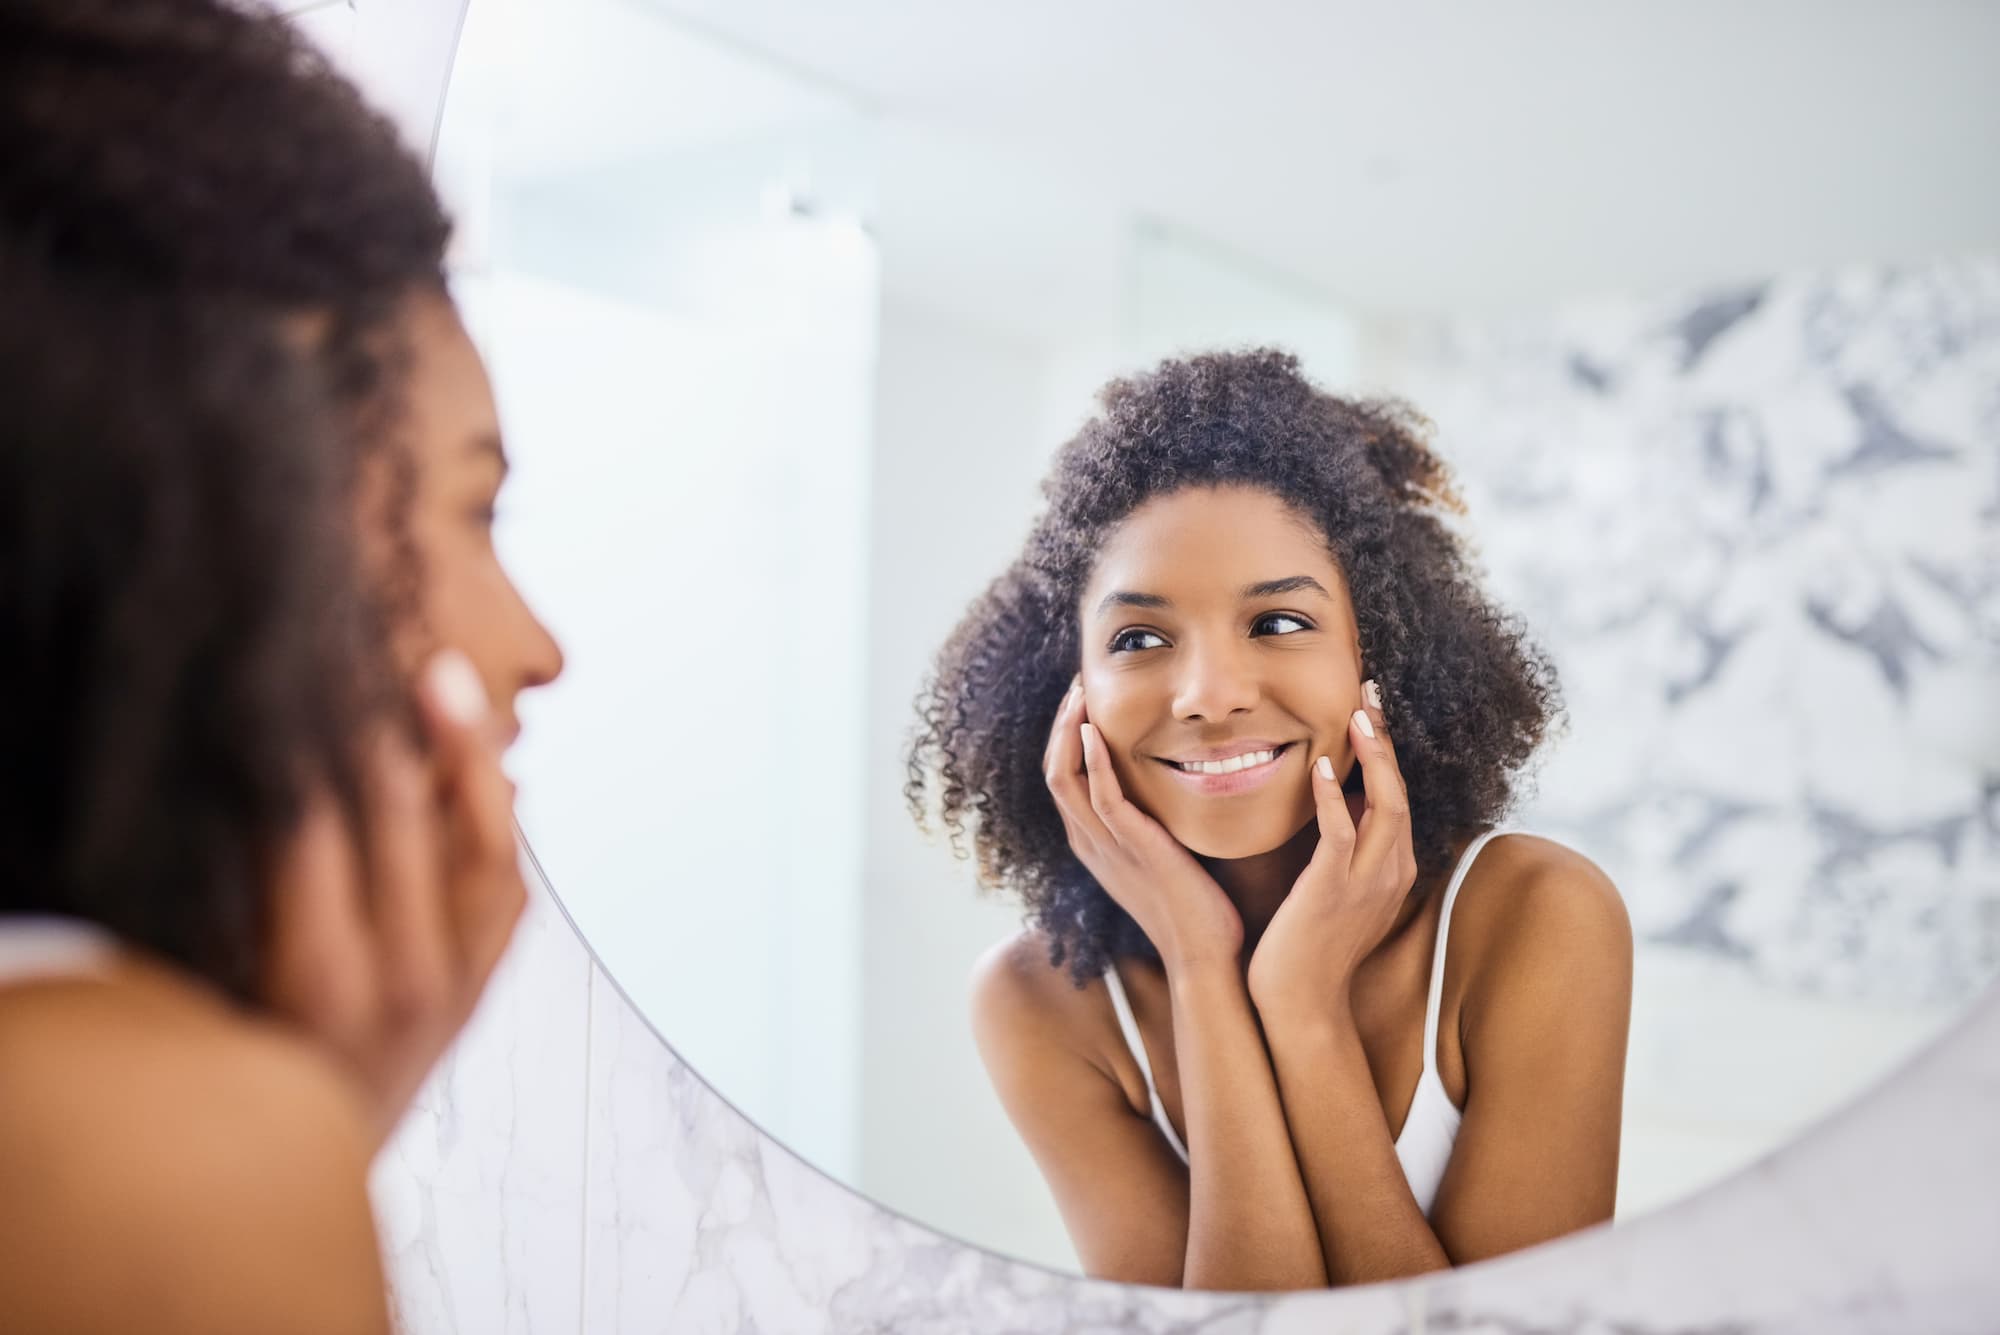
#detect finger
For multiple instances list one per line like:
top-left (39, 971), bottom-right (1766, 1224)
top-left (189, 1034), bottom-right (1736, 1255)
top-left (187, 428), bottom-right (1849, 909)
top-left (455, 773), bottom-right (527, 992)
top-left (1348, 705), bottom-right (1413, 884)
top-left (1042, 676), bottom-right (1083, 782)
top-left (361, 727), bottom-right (455, 1027)
top-left (1306, 750), bottom-right (1358, 875)
top-left (262, 789), bottom-right (376, 1045)
top-left (1080, 722), bottom-right (1150, 847)
top-left (1047, 721), bottom-right (1110, 849)
top-left (1045, 681), bottom-right (1111, 842)
top-left (1360, 677), bottom-right (1402, 768)
top-left (415, 650), bottom-right (526, 989)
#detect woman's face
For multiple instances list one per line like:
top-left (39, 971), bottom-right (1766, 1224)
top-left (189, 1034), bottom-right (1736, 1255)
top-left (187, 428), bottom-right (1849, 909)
top-left (1076, 485), bottom-right (1364, 860)
top-left (377, 291), bottom-right (564, 742)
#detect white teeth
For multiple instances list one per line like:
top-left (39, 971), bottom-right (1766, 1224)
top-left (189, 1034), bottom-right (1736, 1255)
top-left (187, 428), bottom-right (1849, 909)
top-left (1177, 748), bottom-right (1278, 776)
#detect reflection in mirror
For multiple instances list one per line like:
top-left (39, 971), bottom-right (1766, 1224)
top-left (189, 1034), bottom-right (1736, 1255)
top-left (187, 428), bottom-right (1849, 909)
top-left (438, 0), bottom-right (2000, 1283)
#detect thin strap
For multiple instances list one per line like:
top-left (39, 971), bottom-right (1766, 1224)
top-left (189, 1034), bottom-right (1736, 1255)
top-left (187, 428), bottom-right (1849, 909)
top-left (1103, 962), bottom-right (1190, 1163)
top-left (1421, 828), bottom-right (1508, 1075)
top-left (0, 915), bottom-right (117, 985)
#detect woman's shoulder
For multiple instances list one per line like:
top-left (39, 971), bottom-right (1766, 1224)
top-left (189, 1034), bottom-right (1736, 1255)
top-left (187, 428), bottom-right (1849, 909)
top-left (0, 949), bottom-right (359, 1100)
top-left (971, 929), bottom-right (1100, 1029)
top-left (1449, 833), bottom-right (1633, 1013)
top-left (0, 957), bottom-right (390, 1334)
top-left (969, 928), bottom-right (1124, 1068)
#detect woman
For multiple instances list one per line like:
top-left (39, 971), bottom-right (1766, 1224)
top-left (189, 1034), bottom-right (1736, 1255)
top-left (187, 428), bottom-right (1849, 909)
top-left (0, 2), bottom-right (561, 1329)
top-left (911, 350), bottom-right (1634, 1290)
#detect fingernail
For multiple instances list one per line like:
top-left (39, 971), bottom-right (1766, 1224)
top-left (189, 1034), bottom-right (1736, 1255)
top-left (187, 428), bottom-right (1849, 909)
top-left (1316, 755), bottom-right (1334, 781)
top-left (1364, 679), bottom-right (1383, 711)
top-left (1353, 708), bottom-right (1375, 739)
top-left (427, 649), bottom-right (489, 725)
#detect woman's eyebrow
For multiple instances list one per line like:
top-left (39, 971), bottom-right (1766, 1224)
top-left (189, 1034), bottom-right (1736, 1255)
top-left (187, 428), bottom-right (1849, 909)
top-left (1242, 575), bottom-right (1330, 600)
top-left (1095, 590), bottom-right (1172, 616)
top-left (1095, 576), bottom-right (1329, 616)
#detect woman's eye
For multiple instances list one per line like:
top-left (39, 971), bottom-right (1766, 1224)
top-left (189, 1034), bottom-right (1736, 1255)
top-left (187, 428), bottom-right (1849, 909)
top-left (1108, 628), bottom-right (1168, 653)
top-left (1253, 612), bottom-right (1313, 636)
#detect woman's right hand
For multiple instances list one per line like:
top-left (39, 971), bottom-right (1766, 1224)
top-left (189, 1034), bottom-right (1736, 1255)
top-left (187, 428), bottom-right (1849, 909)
top-left (261, 649), bottom-right (528, 1153)
top-left (1043, 678), bottom-right (1243, 973)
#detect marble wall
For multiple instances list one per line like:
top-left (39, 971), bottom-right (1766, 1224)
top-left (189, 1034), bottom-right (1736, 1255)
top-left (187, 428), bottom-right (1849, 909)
top-left (1374, 257), bottom-right (2000, 1007)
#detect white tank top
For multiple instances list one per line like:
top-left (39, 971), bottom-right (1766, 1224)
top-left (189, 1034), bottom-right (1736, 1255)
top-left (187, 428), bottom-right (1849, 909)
top-left (0, 915), bottom-right (120, 988)
top-left (1101, 827), bottom-right (1511, 1218)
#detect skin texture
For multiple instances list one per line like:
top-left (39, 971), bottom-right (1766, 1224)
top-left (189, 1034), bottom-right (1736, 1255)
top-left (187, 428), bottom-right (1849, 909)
top-left (970, 485), bottom-right (1633, 1289)
top-left (1, 291), bottom-right (564, 1330)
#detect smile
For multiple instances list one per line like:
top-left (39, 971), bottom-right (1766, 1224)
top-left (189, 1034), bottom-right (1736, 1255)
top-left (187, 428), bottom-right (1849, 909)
top-left (1167, 746), bottom-right (1285, 775)
top-left (1155, 742), bottom-right (1298, 795)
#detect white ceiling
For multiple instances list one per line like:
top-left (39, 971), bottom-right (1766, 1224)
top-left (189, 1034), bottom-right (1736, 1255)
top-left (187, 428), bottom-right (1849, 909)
top-left (627, 0), bottom-right (1999, 336)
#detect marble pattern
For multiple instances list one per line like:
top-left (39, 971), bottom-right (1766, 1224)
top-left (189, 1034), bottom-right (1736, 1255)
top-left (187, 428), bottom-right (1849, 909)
top-left (372, 865), bottom-right (592, 1335)
top-left (1373, 258), bottom-right (2000, 1006)
top-left (376, 844), bottom-right (2000, 1332)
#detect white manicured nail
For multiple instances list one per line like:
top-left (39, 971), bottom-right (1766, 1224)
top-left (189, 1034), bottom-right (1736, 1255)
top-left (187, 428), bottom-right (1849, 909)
top-left (1316, 755), bottom-right (1334, 781)
top-left (1353, 709), bottom-right (1375, 739)
top-left (427, 649), bottom-right (489, 725)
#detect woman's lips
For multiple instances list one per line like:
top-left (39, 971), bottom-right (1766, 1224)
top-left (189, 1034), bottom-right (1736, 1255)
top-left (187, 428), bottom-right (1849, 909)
top-left (1154, 741), bottom-right (1299, 797)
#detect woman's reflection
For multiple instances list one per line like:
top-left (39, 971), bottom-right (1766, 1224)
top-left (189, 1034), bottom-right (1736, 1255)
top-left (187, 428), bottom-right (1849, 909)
top-left (909, 350), bottom-right (1634, 1289)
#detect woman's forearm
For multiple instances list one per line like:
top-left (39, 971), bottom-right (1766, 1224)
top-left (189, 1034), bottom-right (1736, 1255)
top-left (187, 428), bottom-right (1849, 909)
top-left (1163, 959), bottom-right (1327, 1290)
top-left (1264, 1007), bottom-right (1452, 1284)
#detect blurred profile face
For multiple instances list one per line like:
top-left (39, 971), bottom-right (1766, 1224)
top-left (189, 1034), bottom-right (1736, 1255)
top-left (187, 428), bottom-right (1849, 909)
top-left (374, 289), bottom-right (564, 743)
top-left (1076, 484), bottom-right (1364, 859)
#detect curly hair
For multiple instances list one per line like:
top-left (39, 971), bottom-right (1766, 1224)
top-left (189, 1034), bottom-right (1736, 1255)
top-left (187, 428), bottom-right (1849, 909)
top-left (0, 0), bottom-right (449, 304)
top-left (0, 0), bottom-right (455, 994)
top-left (0, 252), bottom-right (389, 1001)
top-left (0, 0), bottom-right (452, 602)
top-left (908, 349), bottom-right (1563, 985)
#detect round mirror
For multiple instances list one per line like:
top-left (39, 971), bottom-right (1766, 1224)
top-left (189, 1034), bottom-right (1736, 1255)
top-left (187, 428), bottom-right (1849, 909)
top-left (438, 0), bottom-right (2000, 1277)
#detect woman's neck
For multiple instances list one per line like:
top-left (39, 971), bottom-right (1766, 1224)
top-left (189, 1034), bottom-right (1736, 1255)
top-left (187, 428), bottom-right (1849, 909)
top-left (1199, 821), bottom-right (1440, 968)
top-left (1199, 820), bottom-right (1319, 959)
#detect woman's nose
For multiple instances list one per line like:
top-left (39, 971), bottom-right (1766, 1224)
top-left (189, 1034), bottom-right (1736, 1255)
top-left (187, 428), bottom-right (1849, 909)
top-left (1171, 638), bottom-right (1260, 722)
top-left (518, 597), bottom-right (565, 691)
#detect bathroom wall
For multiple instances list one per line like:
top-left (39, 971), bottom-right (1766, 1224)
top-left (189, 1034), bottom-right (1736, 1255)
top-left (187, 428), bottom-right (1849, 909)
top-left (1368, 256), bottom-right (2000, 1211)
top-left (1373, 256), bottom-right (2000, 1002)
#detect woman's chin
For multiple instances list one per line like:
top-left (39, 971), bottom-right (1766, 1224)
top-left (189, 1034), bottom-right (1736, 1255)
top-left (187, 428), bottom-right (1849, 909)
top-left (1166, 808), bottom-right (1318, 863)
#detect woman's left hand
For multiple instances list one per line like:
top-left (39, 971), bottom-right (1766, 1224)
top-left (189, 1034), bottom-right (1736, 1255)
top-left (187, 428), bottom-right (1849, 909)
top-left (1247, 685), bottom-right (1418, 1023)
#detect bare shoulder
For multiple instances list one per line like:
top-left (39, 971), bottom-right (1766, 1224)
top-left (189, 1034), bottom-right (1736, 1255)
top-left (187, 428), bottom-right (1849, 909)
top-left (969, 928), bottom-right (1102, 1053)
top-left (0, 964), bottom-right (389, 1335)
top-left (1450, 834), bottom-right (1633, 1017)
top-left (970, 928), bottom-right (1137, 1107)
